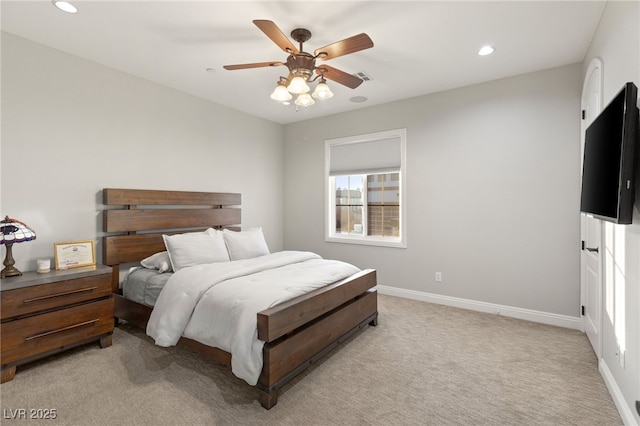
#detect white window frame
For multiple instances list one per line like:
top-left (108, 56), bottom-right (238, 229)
top-left (325, 128), bottom-right (407, 248)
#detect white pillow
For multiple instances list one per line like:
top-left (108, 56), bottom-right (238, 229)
top-left (163, 228), bottom-right (230, 271)
top-left (140, 251), bottom-right (172, 273)
top-left (223, 227), bottom-right (270, 261)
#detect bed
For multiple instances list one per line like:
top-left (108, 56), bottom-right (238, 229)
top-left (101, 188), bottom-right (378, 409)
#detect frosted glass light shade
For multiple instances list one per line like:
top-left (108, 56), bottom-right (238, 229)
top-left (312, 81), bottom-right (333, 99)
top-left (270, 84), bottom-right (292, 101)
top-left (295, 93), bottom-right (315, 107)
top-left (288, 76), bottom-right (310, 94)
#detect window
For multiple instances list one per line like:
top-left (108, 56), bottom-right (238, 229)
top-left (325, 129), bottom-right (406, 247)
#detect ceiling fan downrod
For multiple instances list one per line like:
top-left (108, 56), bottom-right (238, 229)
top-left (290, 28), bottom-right (312, 52)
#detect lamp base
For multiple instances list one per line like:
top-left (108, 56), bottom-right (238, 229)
top-left (1, 243), bottom-right (22, 278)
top-left (1, 265), bottom-right (22, 278)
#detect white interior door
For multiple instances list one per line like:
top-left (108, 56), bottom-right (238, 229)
top-left (580, 58), bottom-right (603, 357)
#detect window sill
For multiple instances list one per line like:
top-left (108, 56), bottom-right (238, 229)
top-left (325, 235), bottom-right (406, 248)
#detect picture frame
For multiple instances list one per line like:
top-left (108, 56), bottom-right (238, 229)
top-left (54, 240), bottom-right (96, 270)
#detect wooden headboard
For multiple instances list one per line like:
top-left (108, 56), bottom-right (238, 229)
top-left (102, 188), bottom-right (241, 291)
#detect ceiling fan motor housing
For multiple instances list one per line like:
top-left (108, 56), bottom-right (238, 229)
top-left (286, 54), bottom-right (316, 80)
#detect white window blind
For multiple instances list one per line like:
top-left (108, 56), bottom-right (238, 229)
top-left (325, 128), bottom-right (407, 248)
top-left (329, 136), bottom-right (402, 176)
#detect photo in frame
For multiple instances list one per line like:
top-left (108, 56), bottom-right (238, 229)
top-left (54, 240), bottom-right (96, 270)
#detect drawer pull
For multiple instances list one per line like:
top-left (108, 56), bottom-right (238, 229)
top-left (22, 287), bottom-right (98, 304)
top-left (25, 319), bottom-right (100, 341)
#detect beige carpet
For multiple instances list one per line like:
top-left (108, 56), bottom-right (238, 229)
top-left (0, 295), bottom-right (622, 425)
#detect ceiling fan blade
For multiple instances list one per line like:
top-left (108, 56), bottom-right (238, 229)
top-left (253, 20), bottom-right (299, 54)
top-left (314, 33), bottom-right (373, 60)
top-left (316, 65), bottom-right (363, 89)
top-left (223, 61), bottom-right (284, 70)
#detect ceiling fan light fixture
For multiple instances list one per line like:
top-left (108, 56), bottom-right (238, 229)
top-left (312, 80), bottom-right (333, 99)
top-left (225, 20), bottom-right (374, 111)
top-left (288, 76), bottom-right (310, 94)
top-left (270, 83), bottom-right (293, 101)
top-left (294, 93), bottom-right (315, 107)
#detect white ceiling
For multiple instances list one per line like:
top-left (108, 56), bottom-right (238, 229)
top-left (1, 1), bottom-right (606, 124)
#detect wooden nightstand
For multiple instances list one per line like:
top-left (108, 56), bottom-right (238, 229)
top-left (0, 265), bottom-right (114, 383)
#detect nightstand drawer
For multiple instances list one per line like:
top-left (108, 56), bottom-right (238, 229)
top-left (1, 273), bottom-right (111, 320)
top-left (1, 298), bottom-right (114, 365)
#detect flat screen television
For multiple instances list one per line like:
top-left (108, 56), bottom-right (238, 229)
top-left (580, 82), bottom-right (639, 224)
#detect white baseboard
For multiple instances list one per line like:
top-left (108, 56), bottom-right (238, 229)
top-left (376, 285), bottom-right (582, 330)
top-left (600, 360), bottom-right (639, 426)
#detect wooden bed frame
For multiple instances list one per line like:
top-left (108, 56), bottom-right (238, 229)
top-left (101, 188), bottom-right (378, 409)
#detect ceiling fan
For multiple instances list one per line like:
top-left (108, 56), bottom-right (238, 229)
top-left (223, 20), bottom-right (374, 106)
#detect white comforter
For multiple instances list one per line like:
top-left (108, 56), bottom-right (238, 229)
top-left (146, 251), bottom-right (359, 385)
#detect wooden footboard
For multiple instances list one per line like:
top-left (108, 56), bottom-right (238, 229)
top-left (114, 269), bottom-right (377, 408)
top-left (257, 269), bottom-right (376, 341)
top-left (102, 188), bottom-right (378, 409)
top-left (256, 269), bottom-right (377, 408)
top-left (259, 289), bottom-right (377, 409)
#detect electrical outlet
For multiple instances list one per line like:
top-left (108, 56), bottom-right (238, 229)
top-left (435, 272), bottom-right (442, 282)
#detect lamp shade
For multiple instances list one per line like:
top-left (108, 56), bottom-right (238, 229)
top-left (294, 93), bottom-right (315, 107)
top-left (270, 84), bottom-right (293, 101)
top-left (1, 216), bottom-right (36, 244)
top-left (1, 216), bottom-right (36, 278)
top-left (287, 76), bottom-right (310, 94)
top-left (312, 81), bottom-right (334, 99)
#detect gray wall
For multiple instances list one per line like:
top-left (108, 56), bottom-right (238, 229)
top-left (1, 33), bottom-right (285, 271)
top-left (284, 64), bottom-right (583, 318)
top-left (583, 1), bottom-right (640, 422)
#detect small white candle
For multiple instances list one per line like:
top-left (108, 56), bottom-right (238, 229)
top-left (37, 259), bottom-right (50, 273)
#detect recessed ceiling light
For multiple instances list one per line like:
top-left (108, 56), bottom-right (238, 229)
top-left (478, 45), bottom-right (495, 56)
top-left (52, 1), bottom-right (78, 14)
top-left (350, 96), bottom-right (368, 103)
